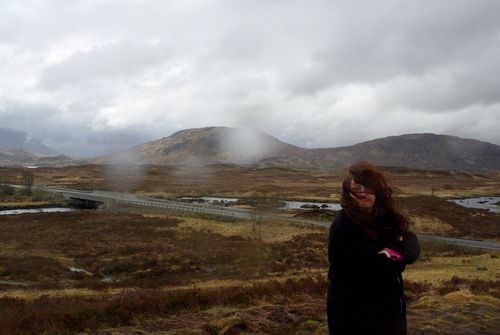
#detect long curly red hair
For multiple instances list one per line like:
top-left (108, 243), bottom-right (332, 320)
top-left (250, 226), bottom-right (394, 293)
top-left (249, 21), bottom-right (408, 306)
top-left (340, 161), bottom-right (408, 239)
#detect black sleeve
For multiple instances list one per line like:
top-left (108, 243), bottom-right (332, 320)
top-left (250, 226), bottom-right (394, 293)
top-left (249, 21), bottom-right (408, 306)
top-left (389, 231), bottom-right (420, 264)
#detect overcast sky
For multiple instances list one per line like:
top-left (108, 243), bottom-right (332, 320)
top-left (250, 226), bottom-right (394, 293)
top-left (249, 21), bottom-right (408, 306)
top-left (1, 0), bottom-right (500, 157)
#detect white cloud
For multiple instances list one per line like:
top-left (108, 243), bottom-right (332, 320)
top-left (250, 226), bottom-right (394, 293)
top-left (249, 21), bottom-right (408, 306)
top-left (0, 0), bottom-right (499, 157)
top-left (40, 39), bottom-right (173, 88)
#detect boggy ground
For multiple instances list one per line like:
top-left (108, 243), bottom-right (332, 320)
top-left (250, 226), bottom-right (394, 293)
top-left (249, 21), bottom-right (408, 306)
top-left (2, 164), bottom-right (499, 241)
top-left (2, 164), bottom-right (500, 199)
top-left (398, 196), bottom-right (499, 240)
top-left (0, 210), bottom-right (498, 334)
top-left (0, 211), bottom-right (326, 291)
top-left (291, 195), bottom-right (500, 240)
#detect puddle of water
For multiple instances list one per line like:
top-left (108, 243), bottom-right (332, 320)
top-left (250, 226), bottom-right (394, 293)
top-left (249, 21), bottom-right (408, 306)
top-left (68, 267), bottom-right (120, 283)
top-left (68, 267), bottom-right (93, 276)
top-left (202, 197), bottom-right (239, 204)
top-left (0, 207), bottom-right (74, 216)
top-left (101, 275), bottom-right (120, 283)
top-left (181, 197), bottom-right (239, 204)
top-left (181, 196), bottom-right (341, 210)
top-left (281, 201), bottom-right (341, 210)
top-left (448, 197), bottom-right (500, 213)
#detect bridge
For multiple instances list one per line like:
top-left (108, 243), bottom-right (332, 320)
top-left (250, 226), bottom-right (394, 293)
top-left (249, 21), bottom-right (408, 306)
top-left (31, 185), bottom-right (500, 251)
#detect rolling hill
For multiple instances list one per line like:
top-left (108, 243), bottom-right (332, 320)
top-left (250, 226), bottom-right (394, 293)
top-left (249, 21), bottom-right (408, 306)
top-left (96, 127), bottom-right (500, 171)
top-left (95, 127), bottom-right (304, 166)
top-left (0, 128), bottom-right (73, 167)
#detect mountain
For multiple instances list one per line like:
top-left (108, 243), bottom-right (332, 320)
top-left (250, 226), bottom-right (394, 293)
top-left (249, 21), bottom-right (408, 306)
top-left (0, 128), bottom-right (60, 156)
top-left (96, 127), bottom-right (500, 171)
top-left (318, 133), bottom-right (500, 171)
top-left (0, 128), bottom-right (74, 167)
top-left (95, 127), bottom-right (307, 165)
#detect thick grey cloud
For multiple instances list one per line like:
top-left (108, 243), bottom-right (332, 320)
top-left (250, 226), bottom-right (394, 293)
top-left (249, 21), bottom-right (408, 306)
top-left (40, 40), bottom-right (173, 89)
top-left (1, 0), bottom-right (499, 157)
top-left (282, 1), bottom-right (500, 94)
top-left (0, 100), bottom-right (166, 156)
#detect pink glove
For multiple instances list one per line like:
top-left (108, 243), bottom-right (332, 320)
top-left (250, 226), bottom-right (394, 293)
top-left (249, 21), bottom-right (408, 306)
top-left (378, 248), bottom-right (403, 261)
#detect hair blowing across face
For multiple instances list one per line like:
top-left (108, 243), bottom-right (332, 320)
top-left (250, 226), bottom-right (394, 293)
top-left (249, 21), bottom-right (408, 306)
top-left (340, 161), bottom-right (408, 239)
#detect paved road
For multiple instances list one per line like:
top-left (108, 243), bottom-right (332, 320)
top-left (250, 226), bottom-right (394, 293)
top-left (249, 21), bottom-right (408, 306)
top-left (35, 185), bottom-right (500, 251)
top-left (416, 234), bottom-right (500, 251)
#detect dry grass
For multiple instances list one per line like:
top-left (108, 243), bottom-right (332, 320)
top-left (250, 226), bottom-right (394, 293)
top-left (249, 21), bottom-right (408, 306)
top-left (0, 209), bottom-right (498, 334)
top-left (0, 201), bottom-right (56, 209)
top-left (148, 214), bottom-right (325, 244)
top-left (400, 196), bottom-right (500, 240)
top-left (2, 164), bottom-right (499, 200)
top-left (0, 210), bottom-right (328, 290)
top-left (410, 215), bottom-right (455, 235)
top-left (385, 167), bottom-right (500, 198)
top-left (0, 210), bottom-right (328, 334)
top-left (405, 254), bottom-right (500, 283)
top-left (403, 242), bottom-right (500, 334)
top-left (1, 163), bottom-right (500, 334)
top-left (0, 275), bottom-right (327, 335)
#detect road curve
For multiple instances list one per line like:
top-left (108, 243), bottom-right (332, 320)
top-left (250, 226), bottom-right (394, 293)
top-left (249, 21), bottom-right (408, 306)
top-left (416, 234), bottom-right (500, 251)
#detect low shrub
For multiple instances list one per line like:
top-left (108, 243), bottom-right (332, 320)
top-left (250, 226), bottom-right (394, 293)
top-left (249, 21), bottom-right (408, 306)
top-left (404, 281), bottom-right (432, 302)
top-left (0, 276), bottom-right (327, 335)
top-left (0, 183), bottom-right (15, 196)
top-left (437, 276), bottom-right (500, 298)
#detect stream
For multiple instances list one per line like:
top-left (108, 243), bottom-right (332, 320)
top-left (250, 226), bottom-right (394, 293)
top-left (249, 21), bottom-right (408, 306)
top-left (0, 207), bottom-right (75, 216)
top-left (448, 196), bottom-right (500, 213)
top-left (181, 196), bottom-right (341, 210)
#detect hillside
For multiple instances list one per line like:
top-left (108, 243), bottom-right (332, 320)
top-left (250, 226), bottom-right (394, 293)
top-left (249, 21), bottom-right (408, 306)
top-left (96, 127), bottom-right (500, 171)
top-left (0, 128), bottom-right (60, 156)
top-left (0, 128), bottom-right (74, 167)
top-left (95, 127), bottom-right (307, 166)
top-left (322, 133), bottom-right (500, 171)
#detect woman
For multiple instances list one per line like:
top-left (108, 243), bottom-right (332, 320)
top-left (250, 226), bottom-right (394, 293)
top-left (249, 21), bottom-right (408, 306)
top-left (327, 161), bottom-right (420, 335)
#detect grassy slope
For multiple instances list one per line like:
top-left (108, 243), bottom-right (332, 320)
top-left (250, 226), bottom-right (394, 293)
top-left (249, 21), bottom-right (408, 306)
top-left (0, 210), bottom-right (498, 334)
top-left (399, 196), bottom-right (500, 240)
top-left (1, 165), bottom-right (499, 333)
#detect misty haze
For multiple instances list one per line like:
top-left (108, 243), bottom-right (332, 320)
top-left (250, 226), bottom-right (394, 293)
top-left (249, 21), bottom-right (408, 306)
top-left (1, 1), bottom-right (499, 334)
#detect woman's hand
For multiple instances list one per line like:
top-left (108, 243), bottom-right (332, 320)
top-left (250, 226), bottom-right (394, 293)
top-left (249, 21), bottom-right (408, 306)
top-left (378, 248), bottom-right (404, 261)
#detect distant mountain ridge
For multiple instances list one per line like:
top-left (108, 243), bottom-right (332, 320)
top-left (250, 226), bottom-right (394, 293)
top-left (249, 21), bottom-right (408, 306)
top-left (2, 126), bottom-right (499, 170)
top-left (96, 127), bottom-right (500, 171)
top-left (0, 128), bottom-right (60, 156)
top-left (0, 128), bottom-right (74, 167)
top-left (306, 133), bottom-right (500, 171)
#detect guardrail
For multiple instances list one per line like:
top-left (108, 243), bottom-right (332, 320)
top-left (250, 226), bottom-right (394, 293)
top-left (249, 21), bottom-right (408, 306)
top-left (39, 186), bottom-right (254, 220)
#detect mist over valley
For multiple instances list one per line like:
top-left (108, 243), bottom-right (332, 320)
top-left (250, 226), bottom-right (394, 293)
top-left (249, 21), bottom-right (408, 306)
top-left (2, 126), bottom-right (499, 171)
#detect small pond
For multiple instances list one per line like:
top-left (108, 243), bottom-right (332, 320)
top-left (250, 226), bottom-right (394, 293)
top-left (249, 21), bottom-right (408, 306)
top-left (68, 267), bottom-right (120, 283)
top-left (180, 197), bottom-right (239, 205)
top-left (202, 197), bottom-right (239, 204)
top-left (181, 196), bottom-right (341, 210)
top-left (0, 207), bottom-right (75, 216)
top-left (281, 201), bottom-right (341, 210)
top-left (448, 197), bottom-right (500, 213)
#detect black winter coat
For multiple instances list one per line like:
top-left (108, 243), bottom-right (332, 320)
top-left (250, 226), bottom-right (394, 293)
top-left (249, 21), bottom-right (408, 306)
top-left (327, 210), bottom-right (420, 335)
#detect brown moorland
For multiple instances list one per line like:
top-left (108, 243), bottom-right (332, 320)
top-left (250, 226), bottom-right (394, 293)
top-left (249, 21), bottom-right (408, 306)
top-left (0, 209), bottom-right (498, 335)
top-left (5, 164), bottom-right (500, 240)
top-left (1, 164), bottom-right (499, 334)
top-left (2, 164), bottom-right (500, 199)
